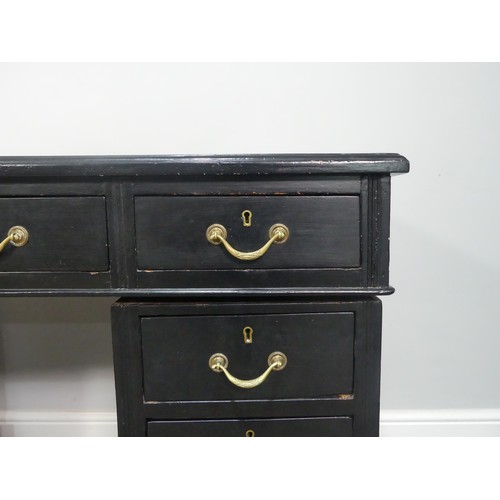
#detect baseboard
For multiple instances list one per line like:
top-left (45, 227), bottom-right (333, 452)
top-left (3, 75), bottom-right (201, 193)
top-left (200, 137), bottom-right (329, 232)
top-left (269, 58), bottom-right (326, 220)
top-left (380, 409), bottom-right (500, 437)
top-left (0, 411), bottom-right (118, 437)
top-left (1, 409), bottom-right (499, 437)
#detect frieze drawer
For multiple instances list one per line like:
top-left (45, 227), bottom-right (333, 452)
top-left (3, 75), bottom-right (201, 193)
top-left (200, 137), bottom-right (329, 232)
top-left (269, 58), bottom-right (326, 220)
top-left (0, 196), bottom-right (109, 272)
top-left (133, 189), bottom-right (377, 292)
top-left (135, 195), bottom-right (360, 270)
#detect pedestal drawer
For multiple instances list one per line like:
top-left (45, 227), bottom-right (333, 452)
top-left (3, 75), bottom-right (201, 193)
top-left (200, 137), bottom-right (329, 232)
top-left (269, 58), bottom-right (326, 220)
top-left (141, 311), bottom-right (355, 402)
top-left (147, 416), bottom-right (353, 437)
top-left (111, 298), bottom-right (383, 437)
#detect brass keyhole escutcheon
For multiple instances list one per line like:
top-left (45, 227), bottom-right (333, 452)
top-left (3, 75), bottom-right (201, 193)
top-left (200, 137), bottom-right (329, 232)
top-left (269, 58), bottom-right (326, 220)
top-left (245, 429), bottom-right (255, 437)
top-left (242, 210), bottom-right (252, 226)
top-left (243, 326), bottom-right (253, 344)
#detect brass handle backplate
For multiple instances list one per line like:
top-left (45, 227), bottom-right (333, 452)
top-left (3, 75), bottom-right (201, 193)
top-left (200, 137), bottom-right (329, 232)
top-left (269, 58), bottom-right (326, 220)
top-left (206, 223), bottom-right (289, 261)
top-left (0, 226), bottom-right (29, 253)
top-left (208, 351), bottom-right (287, 389)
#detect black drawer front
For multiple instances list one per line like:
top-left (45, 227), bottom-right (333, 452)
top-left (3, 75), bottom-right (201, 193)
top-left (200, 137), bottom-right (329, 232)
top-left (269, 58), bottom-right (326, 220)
top-left (0, 197), bottom-right (109, 271)
top-left (135, 195), bottom-right (360, 270)
top-left (141, 312), bottom-right (355, 402)
top-left (147, 416), bottom-right (353, 437)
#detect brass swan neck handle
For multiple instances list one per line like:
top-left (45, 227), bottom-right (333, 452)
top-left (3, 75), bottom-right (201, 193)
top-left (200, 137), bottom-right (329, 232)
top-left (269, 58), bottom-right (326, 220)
top-left (209, 352), bottom-right (287, 389)
top-left (206, 223), bottom-right (289, 261)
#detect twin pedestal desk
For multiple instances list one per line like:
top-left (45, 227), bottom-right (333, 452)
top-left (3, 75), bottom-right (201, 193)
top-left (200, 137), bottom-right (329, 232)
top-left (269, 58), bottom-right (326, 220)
top-left (0, 154), bottom-right (409, 437)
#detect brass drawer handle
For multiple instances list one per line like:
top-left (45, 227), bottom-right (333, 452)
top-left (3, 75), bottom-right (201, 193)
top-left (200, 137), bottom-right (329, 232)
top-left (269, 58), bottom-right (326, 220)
top-left (209, 351), bottom-right (287, 389)
top-left (0, 226), bottom-right (29, 252)
top-left (206, 223), bottom-right (289, 261)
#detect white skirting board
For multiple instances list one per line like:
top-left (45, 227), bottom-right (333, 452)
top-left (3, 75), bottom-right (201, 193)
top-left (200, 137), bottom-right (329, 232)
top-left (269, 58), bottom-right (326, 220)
top-left (0, 411), bottom-right (118, 437)
top-left (380, 409), bottom-right (500, 437)
top-left (1, 409), bottom-right (499, 437)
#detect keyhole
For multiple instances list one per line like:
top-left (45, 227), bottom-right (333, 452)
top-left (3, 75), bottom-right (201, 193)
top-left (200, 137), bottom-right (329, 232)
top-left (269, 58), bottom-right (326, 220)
top-left (242, 210), bottom-right (252, 226)
top-left (245, 429), bottom-right (255, 437)
top-left (243, 326), bottom-right (253, 344)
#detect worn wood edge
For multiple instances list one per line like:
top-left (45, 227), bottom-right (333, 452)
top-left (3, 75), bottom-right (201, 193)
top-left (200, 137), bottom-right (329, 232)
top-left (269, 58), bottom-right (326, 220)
top-left (0, 286), bottom-right (396, 297)
top-left (0, 153), bottom-right (410, 176)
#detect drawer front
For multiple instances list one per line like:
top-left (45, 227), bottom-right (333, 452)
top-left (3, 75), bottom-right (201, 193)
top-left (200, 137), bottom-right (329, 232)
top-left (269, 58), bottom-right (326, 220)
top-left (141, 312), bottom-right (354, 402)
top-left (147, 417), bottom-right (353, 437)
top-left (135, 196), bottom-right (360, 270)
top-left (0, 197), bottom-right (108, 271)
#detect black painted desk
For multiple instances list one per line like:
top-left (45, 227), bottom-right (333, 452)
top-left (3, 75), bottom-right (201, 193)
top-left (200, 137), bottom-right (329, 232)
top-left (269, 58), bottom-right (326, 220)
top-left (0, 154), bottom-right (409, 436)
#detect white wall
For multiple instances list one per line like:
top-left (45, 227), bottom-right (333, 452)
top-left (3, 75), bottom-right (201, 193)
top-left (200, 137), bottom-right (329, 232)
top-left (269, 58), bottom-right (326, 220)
top-left (0, 63), bottom-right (499, 436)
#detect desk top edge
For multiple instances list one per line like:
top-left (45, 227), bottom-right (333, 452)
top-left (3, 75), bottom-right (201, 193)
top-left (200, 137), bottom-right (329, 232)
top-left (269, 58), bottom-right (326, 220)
top-left (0, 153), bottom-right (410, 177)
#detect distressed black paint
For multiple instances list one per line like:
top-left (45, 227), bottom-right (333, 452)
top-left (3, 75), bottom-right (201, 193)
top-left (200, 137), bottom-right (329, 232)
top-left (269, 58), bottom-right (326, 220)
top-left (0, 153), bottom-right (409, 437)
top-left (0, 154), bottom-right (408, 295)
